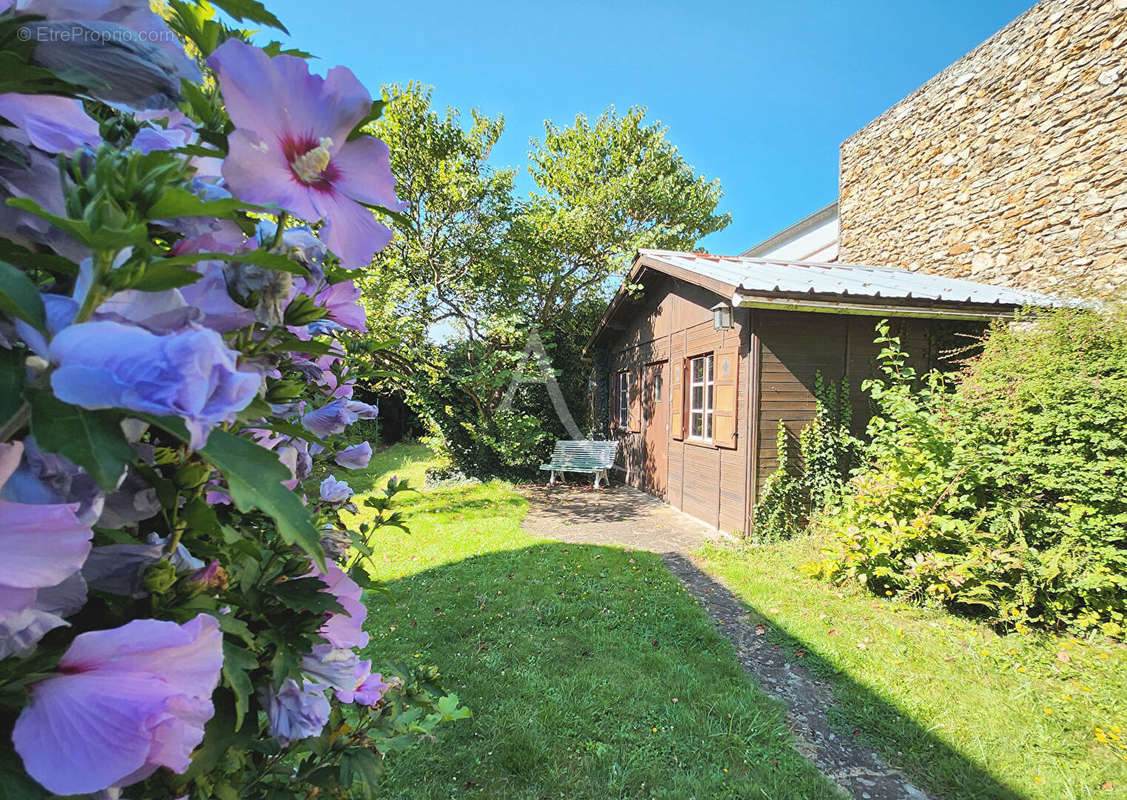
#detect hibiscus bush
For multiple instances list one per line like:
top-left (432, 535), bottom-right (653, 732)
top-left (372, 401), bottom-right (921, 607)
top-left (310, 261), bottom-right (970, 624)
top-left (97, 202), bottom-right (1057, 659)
top-left (0, 2), bottom-right (468, 798)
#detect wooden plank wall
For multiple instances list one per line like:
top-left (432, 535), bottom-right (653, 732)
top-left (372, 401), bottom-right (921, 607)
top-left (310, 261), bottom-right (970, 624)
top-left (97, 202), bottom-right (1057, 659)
top-left (753, 311), bottom-right (969, 487)
top-left (603, 277), bottom-right (750, 533)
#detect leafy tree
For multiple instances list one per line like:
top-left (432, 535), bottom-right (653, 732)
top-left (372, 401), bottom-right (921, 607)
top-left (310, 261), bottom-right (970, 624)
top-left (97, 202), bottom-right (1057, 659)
top-left (514, 105), bottom-right (731, 325)
top-left (362, 95), bottom-right (730, 475)
top-left (364, 82), bottom-right (516, 345)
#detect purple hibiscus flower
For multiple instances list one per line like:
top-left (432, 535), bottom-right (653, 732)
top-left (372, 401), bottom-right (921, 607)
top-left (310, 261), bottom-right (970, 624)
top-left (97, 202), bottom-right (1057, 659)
top-left (277, 443), bottom-right (301, 490)
top-left (12, 613), bottom-right (222, 796)
top-left (319, 475), bottom-right (353, 504)
top-left (176, 262), bottom-right (257, 333)
top-left (310, 563), bottom-right (368, 650)
top-left (0, 442), bottom-right (94, 659)
top-left (292, 274), bottom-right (366, 331)
top-left (300, 644), bottom-right (386, 706)
top-left (301, 398), bottom-right (357, 437)
top-left (259, 678), bottom-right (330, 746)
top-left (1, 436), bottom-right (103, 524)
top-left (334, 441), bottom-right (372, 470)
top-left (347, 400), bottom-right (379, 419)
top-left (171, 218), bottom-right (247, 256)
top-left (207, 39), bottom-right (403, 268)
top-left (78, 252), bottom-right (253, 335)
top-left (0, 93), bottom-right (101, 153)
top-left (49, 321), bottom-right (261, 449)
top-left (0, 128), bottom-right (88, 261)
top-left (13, 0), bottom-right (201, 110)
top-left (82, 532), bottom-right (205, 598)
top-left (131, 108), bottom-right (195, 153)
top-left (353, 670), bottom-right (389, 706)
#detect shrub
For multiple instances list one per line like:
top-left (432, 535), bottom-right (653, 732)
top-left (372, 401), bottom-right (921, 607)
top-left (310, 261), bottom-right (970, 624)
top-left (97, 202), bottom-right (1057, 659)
top-left (807, 312), bottom-right (1127, 637)
top-left (752, 374), bottom-right (859, 541)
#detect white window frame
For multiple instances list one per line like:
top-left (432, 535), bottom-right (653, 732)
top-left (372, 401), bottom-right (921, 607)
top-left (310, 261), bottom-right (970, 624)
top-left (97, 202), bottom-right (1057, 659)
top-left (616, 371), bottom-right (630, 427)
top-left (688, 354), bottom-right (714, 442)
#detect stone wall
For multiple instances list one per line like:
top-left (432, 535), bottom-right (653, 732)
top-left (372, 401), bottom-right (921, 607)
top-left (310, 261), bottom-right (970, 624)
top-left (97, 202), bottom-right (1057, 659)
top-left (838, 0), bottom-right (1127, 298)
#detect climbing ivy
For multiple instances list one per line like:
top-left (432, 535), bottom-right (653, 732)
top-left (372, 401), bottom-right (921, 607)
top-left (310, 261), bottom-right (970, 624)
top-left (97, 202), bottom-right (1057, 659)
top-left (751, 373), bottom-right (860, 541)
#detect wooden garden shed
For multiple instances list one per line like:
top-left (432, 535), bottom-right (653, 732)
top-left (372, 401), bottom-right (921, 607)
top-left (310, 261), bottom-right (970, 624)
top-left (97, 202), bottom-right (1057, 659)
top-left (585, 249), bottom-right (1062, 535)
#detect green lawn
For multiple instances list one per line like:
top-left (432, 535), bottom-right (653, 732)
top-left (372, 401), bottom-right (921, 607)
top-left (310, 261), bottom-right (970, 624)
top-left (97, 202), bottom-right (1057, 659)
top-left (698, 538), bottom-right (1127, 800)
top-left (349, 444), bottom-right (836, 799)
top-left (349, 444), bottom-right (1127, 799)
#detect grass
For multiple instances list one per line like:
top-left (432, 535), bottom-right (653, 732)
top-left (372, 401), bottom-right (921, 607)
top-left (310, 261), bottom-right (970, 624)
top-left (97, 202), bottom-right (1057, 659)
top-left (348, 443), bottom-right (1127, 798)
top-left (697, 535), bottom-right (1127, 800)
top-left (348, 443), bottom-right (836, 799)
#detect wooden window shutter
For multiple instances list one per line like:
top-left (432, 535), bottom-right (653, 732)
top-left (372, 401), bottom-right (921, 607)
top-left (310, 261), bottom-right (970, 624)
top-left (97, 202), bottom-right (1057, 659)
top-left (628, 368), bottom-right (642, 433)
top-left (713, 349), bottom-right (739, 448)
top-left (671, 356), bottom-right (685, 441)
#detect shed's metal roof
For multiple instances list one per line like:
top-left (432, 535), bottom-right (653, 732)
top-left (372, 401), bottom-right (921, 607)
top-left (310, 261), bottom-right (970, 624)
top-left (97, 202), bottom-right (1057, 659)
top-left (638, 249), bottom-right (1069, 308)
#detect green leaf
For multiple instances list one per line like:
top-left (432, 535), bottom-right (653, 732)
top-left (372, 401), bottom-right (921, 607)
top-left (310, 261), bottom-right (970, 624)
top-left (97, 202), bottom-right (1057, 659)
top-left (185, 690), bottom-right (256, 779)
top-left (261, 41), bottom-right (314, 59)
top-left (357, 198), bottom-right (415, 232)
top-left (145, 418), bottom-right (324, 568)
top-left (348, 563), bottom-right (377, 589)
top-left (339, 749), bottom-right (383, 800)
top-left (269, 642), bottom-right (301, 689)
top-left (6, 197), bottom-right (147, 250)
top-left (270, 577), bottom-right (345, 615)
top-left (127, 262), bottom-right (204, 292)
top-left (0, 748), bottom-right (51, 799)
top-left (0, 261), bottom-right (45, 331)
top-left (0, 239), bottom-right (77, 277)
top-left (0, 348), bottom-right (25, 424)
top-left (436, 693), bottom-right (472, 721)
top-left (0, 51), bottom-right (79, 96)
top-left (221, 640), bottom-right (258, 728)
top-left (27, 390), bottom-right (133, 491)
top-left (162, 248), bottom-right (309, 276)
top-left (208, 0), bottom-right (290, 33)
top-left (249, 417), bottom-right (325, 447)
top-left (182, 496), bottom-right (220, 532)
top-left (149, 186), bottom-right (274, 219)
top-left (347, 100), bottom-right (387, 140)
top-left (201, 430), bottom-right (324, 566)
top-left (215, 611), bottom-right (255, 647)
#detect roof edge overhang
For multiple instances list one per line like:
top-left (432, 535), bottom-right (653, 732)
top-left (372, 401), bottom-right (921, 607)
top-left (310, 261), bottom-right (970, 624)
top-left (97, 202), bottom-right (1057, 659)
top-left (730, 291), bottom-right (1024, 321)
top-left (582, 251), bottom-right (738, 357)
top-left (582, 249), bottom-right (1068, 358)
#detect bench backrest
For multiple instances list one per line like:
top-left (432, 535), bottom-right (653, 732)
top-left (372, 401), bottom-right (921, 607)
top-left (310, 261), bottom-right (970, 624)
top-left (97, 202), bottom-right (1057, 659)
top-left (549, 440), bottom-right (617, 467)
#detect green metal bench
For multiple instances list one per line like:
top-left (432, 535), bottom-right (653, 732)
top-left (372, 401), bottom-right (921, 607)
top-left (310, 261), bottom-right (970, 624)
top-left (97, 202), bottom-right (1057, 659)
top-left (539, 440), bottom-right (618, 489)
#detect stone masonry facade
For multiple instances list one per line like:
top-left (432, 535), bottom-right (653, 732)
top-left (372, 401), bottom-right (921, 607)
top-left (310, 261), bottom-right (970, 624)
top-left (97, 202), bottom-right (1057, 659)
top-left (838, 0), bottom-right (1127, 298)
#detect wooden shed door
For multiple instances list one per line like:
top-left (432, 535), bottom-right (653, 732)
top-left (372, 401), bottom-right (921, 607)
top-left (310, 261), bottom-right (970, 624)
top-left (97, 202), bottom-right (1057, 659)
top-left (642, 361), bottom-right (668, 496)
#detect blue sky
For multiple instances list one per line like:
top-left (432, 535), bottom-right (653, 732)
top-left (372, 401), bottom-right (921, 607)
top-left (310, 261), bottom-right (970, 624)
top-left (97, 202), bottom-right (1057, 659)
top-left (263, 0), bottom-right (1035, 255)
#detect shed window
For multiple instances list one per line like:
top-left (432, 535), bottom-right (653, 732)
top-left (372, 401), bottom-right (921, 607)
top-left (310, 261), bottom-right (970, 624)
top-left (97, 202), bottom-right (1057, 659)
top-left (616, 371), bottom-right (630, 427)
top-left (688, 354), bottom-right (714, 441)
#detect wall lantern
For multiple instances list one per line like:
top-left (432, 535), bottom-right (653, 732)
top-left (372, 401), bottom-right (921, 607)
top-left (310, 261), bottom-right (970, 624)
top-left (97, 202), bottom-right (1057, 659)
top-left (711, 301), bottom-right (733, 330)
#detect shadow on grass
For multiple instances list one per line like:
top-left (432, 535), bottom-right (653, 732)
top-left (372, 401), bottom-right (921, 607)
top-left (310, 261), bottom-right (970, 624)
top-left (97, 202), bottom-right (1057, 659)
top-left (363, 541), bottom-right (839, 800)
top-left (661, 551), bottom-right (1028, 800)
top-left (363, 541), bottom-right (1027, 799)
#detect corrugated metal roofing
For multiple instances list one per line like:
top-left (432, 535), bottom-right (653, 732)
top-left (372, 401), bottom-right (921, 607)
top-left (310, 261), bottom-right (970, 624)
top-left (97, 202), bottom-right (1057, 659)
top-left (639, 249), bottom-right (1070, 307)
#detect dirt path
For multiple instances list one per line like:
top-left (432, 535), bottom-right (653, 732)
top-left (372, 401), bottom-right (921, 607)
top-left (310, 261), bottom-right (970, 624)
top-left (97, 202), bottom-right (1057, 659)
top-left (519, 482), bottom-right (931, 800)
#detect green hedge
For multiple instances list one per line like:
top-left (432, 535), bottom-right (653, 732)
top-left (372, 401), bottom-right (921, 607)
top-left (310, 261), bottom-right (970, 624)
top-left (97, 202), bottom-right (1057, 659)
top-left (807, 310), bottom-right (1127, 638)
